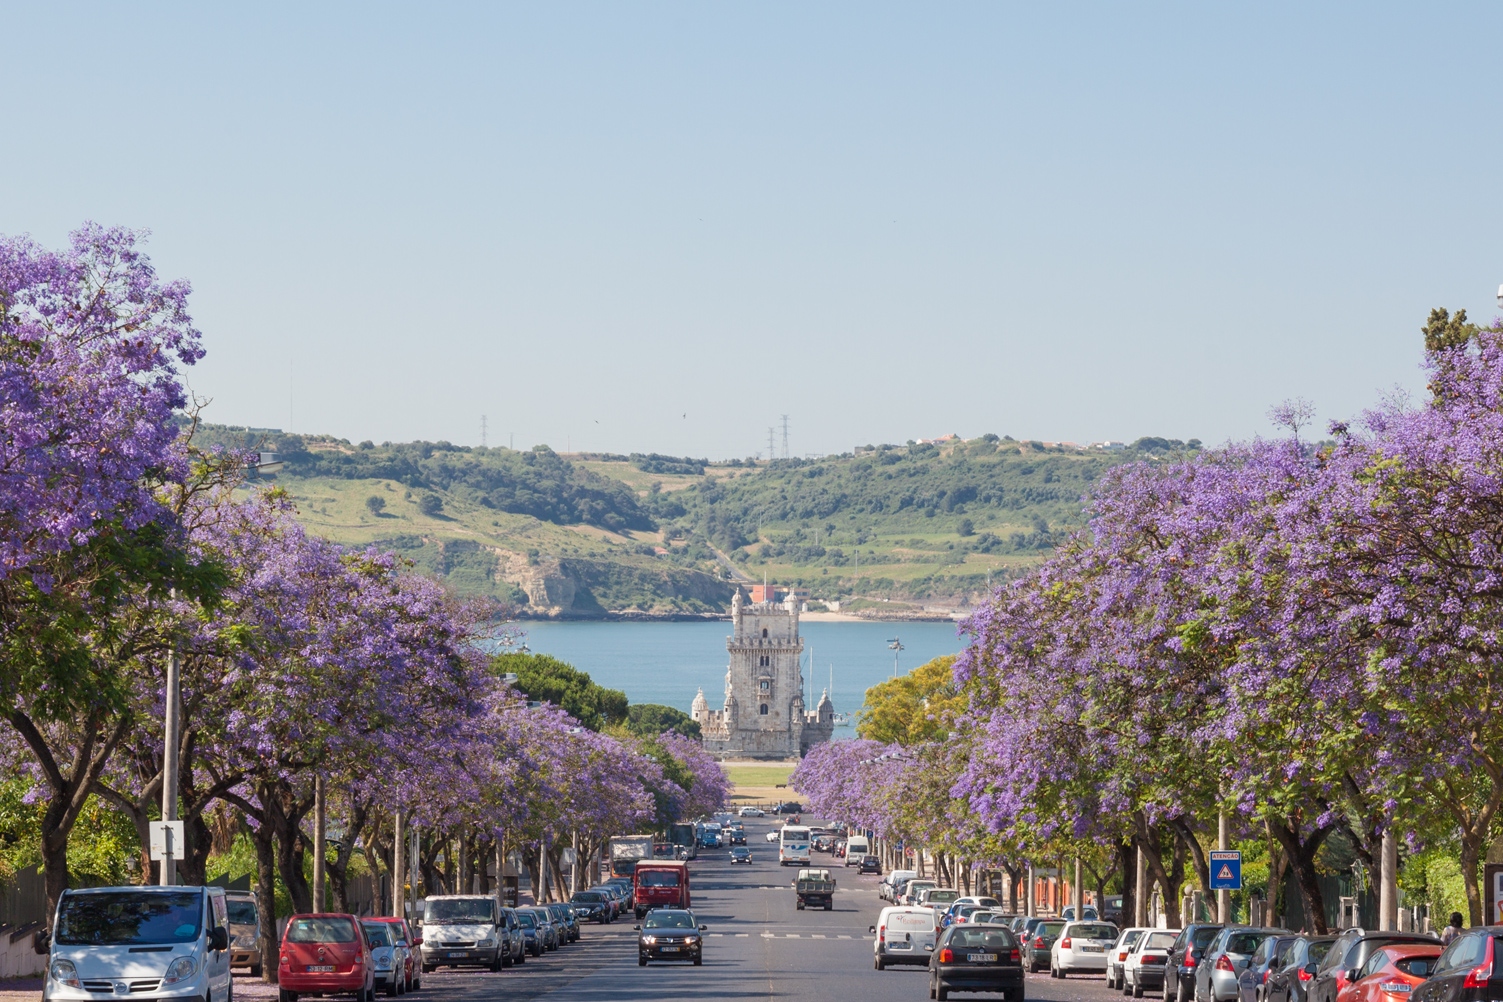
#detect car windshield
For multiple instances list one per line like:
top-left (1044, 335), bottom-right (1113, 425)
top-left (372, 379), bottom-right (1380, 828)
top-left (950, 929), bottom-right (1015, 950)
top-left (362, 924), bottom-right (392, 947)
top-left (639, 870), bottom-right (681, 887)
top-left (515, 913), bottom-right (536, 928)
top-left (226, 899), bottom-right (257, 926)
top-left (644, 912), bottom-right (695, 929)
top-left (1308, 942), bottom-right (1335, 965)
top-left (1144, 931), bottom-right (1178, 950)
top-left (423, 899), bottom-right (493, 924)
top-left (286, 917), bottom-right (358, 943)
top-left (572, 892), bottom-right (603, 902)
top-left (1075, 924), bottom-right (1119, 940)
top-left (55, 891), bottom-right (203, 946)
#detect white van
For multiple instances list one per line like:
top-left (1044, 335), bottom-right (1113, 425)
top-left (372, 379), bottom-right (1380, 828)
top-left (844, 836), bottom-right (870, 865)
top-left (869, 905), bottom-right (939, 969)
top-left (44, 885), bottom-right (232, 1002)
top-left (881, 869), bottom-right (917, 901)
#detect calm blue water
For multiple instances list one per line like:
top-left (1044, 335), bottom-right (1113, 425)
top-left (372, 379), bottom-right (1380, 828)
top-left (504, 619), bottom-right (970, 741)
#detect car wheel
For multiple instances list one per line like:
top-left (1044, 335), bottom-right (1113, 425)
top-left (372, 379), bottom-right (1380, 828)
top-left (875, 956), bottom-right (886, 971)
top-left (278, 991), bottom-right (298, 1002)
top-left (420, 964), bottom-right (434, 975)
top-left (639, 957), bottom-right (647, 967)
top-left (1135, 980), bottom-right (1146, 998)
top-left (931, 977), bottom-right (939, 999)
top-left (249, 964), bottom-right (263, 979)
top-left (365, 978), bottom-right (377, 1002)
top-left (693, 955), bottom-right (702, 967)
top-left (937, 985), bottom-right (950, 1001)
top-left (386, 975), bottom-right (399, 997)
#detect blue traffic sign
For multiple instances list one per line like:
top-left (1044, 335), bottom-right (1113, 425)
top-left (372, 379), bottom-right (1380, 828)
top-left (1209, 850), bottom-right (1242, 890)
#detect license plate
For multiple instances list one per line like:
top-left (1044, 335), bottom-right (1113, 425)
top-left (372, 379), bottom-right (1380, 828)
top-left (306, 965), bottom-right (334, 972)
top-left (968, 953), bottom-right (999, 962)
top-left (660, 946), bottom-right (680, 953)
top-left (1082, 945), bottom-right (1103, 952)
top-left (446, 951), bottom-right (466, 958)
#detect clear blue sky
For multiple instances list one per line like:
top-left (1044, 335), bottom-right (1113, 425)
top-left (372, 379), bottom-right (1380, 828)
top-left (4, 3), bottom-right (1500, 458)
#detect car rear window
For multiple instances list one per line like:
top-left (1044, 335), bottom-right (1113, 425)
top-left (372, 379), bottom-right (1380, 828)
top-left (1074, 924), bottom-right (1119, 940)
top-left (1040, 921), bottom-right (1066, 937)
top-left (362, 924), bottom-right (392, 947)
top-left (1143, 932), bottom-right (1178, 950)
top-left (950, 929), bottom-right (1015, 950)
top-left (1192, 927), bottom-right (1222, 949)
top-left (286, 917), bottom-right (357, 943)
top-left (1308, 941), bottom-right (1334, 965)
top-left (1227, 933), bottom-right (1270, 955)
top-left (928, 891), bottom-right (961, 903)
top-left (1395, 957), bottom-right (1437, 978)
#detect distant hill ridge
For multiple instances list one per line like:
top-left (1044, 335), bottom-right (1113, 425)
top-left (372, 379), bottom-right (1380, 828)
top-left (188, 422), bottom-right (1200, 617)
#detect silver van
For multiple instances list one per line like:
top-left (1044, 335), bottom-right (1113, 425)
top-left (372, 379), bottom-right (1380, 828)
top-left (417, 895), bottom-right (507, 972)
top-left (223, 890), bottom-right (262, 977)
top-left (43, 885), bottom-right (232, 1002)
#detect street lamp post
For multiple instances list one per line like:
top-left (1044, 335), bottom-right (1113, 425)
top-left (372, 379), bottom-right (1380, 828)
top-left (159, 638), bottom-right (181, 886)
top-left (887, 638), bottom-right (904, 677)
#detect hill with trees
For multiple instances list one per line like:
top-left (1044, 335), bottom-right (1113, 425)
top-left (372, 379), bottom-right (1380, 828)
top-left (192, 422), bottom-right (1199, 617)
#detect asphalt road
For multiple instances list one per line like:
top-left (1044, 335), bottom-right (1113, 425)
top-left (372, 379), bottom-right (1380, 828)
top-left (310, 816), bottom-right (1131, 1002)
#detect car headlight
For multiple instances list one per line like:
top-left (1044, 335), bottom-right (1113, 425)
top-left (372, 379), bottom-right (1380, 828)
top-left (642, 935), bottom-right (657, 945)
top-left (50, 959), bottom-right (80, 988)
top-left (375, 954), bottom-right (394, 969)
top-left (685, 935), bottom-right (700, 944)
top-left (164, 956), bottom-right (199, 984)
top-left (477, 937), bottom-right (495, 948)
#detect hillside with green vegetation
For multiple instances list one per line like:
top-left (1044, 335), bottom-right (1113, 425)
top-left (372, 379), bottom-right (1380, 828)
top-left (190, 422), bottom-right (1199, 618)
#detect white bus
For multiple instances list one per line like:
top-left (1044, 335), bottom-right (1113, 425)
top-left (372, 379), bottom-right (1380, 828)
top-left (779, 825), bottom-right (812, 866)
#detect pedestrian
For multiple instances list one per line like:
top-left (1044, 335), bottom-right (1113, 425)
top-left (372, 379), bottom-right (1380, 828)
top-left (1441, 912), bottom-right (1464, 945)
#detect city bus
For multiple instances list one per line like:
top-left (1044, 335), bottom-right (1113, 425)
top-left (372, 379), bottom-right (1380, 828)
top-left (779, 825), bottom-right (812, 866)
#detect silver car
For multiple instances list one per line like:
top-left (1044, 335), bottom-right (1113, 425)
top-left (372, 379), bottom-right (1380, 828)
top-left (1196, 928), bottom-right (1289, 1002)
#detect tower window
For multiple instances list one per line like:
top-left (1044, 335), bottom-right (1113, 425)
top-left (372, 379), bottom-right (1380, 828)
top-left (759, 703), bottom-right (768, 715)
top-left (760, 654), bottom-right (769, 667)
top-left (762, 628), bottom-right (768, 638)
top-left (760, 679), bottom-right (770, 691)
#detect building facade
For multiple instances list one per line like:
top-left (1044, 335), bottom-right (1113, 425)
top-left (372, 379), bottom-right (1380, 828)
top-left (692, 589), bottom-right (834, 760)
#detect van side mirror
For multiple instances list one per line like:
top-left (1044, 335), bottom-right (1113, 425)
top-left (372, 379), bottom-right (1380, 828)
top-left (210, 927), bottom-right (229, 951)
top-left (33, 929), bottom-right (50, 955)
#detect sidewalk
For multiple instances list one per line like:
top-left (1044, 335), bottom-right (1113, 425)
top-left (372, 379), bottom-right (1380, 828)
top-left (0, 977), bottom-right (40, 1002)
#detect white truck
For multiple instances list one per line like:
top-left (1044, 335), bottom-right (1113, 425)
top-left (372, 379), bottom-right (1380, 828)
top-left (608, 834), bottom-right (654, 878)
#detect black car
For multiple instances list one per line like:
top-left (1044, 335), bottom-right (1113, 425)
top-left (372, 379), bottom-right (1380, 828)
top-left (1021, 917), bottom-right (1066, 973)
top-left (570, 890), bottom-right (612, 924)
top-left (1308, 930), bottom-right (1436, 1002)
top-left (1238, 935), bottom-right (1300, 1002)
top-left (777, 801), bottom-right (804, 814)
top-left (1411, 927), bottom-right (1503, 1002)
top-left (929, 924), bottom-right (1024, 1001)
top-left (859, 855), bottom-right (882, 874)
top-left (636, 908), bottom-right (708, 966)
top-left (730, 830), bottom-right (747, 846)
top-left (1166, 924), bottom-right (1225, 1002)
top-left (730, 847), bottom-right (752, 864)
top-left (1264, 937), bottom-right (1335, 1002)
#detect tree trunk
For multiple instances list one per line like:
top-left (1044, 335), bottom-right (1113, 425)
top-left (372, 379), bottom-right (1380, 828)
top-left (1136, 814), bottom-right (1186, 928)
top-left (1461, 832), bottom-right (1484, 928)
top-left (1170, 817), bottom-right (1210, 894)
top-left (253, 820), bottom-right (279, 984)
top-left (1267, 813), bottom-right (1334, 934)
top-left (1002, 862), bottom-right (1023, 914)
top-left (1266, 822), bottom-right (1289, 927)
top-left (1117, 840), bottom-right (1136, 931)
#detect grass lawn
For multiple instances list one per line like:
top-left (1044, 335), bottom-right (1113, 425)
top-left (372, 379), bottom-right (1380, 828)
top-left (723, 761), bottom-right (798, 806)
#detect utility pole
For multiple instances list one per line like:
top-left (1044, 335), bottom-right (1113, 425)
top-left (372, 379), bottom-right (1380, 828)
top-left (1134, 845), bottom-right (1148, 926)
top-left (159, 639), bottom-right (181, 886)
top-left (1073, 857), bottom-right (1084, 919)
top-left (1217, 812), bottom-right (1230, 922)
top-left (781, 414), bottom-right (790, 459)
top-left (1380, 828), bottom-right (1398, 930)
top-left (313, 775), bottom-right (326, 910)
top-left (393, 811), bottom-right (406, 919)
top-left (1026, 863), bottom-right (1036, 917)
top-left (480, 414), bottom-right (488, 448)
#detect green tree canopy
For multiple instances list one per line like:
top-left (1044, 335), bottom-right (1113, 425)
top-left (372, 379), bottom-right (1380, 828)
top-left (491, 651), bottom-right (629, 731)
top-left (855, 655), bottom-right (962, 745)
top-left (625, 703), bottom-right (700, 739)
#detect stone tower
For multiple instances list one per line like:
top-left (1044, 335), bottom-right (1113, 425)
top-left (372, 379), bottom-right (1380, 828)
top-left (693, 588), bottom-right (836, 759)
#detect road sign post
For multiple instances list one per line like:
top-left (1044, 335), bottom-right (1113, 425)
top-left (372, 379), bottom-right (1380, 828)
top-left (1209, 850), bottom-right (1242, 891)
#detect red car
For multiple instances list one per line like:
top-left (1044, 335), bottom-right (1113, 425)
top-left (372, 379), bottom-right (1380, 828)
top-left (278, 913), bottom-right (375, 1002)
top-left (1338, 943), bottom-right (1442, 1002)
top-left (363, 916), bottom-right (422, 993)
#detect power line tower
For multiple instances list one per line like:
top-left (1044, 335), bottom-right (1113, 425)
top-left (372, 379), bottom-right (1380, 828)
top-left (480, 414), bottom-right (488, 448)
top-left (767, 427), bottom-right (776, 462)
top-left (781, 414), bottom-right (790, 459)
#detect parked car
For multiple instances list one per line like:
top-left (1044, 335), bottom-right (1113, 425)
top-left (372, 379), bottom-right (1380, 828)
top-left (1053, 920), bottom-right (1121, 977)
top-left (1023, 918), bottom-right (1067, 973)
top-left (1265, 937), bottom-right (1336, 1002)
top-left (739, 807), bottom-right (765, 817)
top-left (1409, 929), bottom-right (1499, 1002)
top-left (570, 890), bottom-right (613, 924)
top-left (1239, 935), bottom-right (1301, 1002)
top-left (1126, 928), bottom-right (1182, 998)
top-left (512, 909), bottom-right (544, 957)
top-left (360, 919), bottom-right (409, 995)
top-left (1110, 928), bottom-right (1153, 990)
top-left (881, 869), bottom-right (918, 901)
top-left (920, 888), bottom-right (963, 912)
top-left (1063, 906), bottom-right (1100, 921)
top-left (730, 847), bottom-right (753, 864)
top-left (278, 913), bottom-right (374, 1002)
top-left (362, 917), bottom-right (424, 989)
top-left (418, 895), bottom-right (509, 973)
top-left (872, 906), bottom-right (942, 969)
top-left (902, 880), bottom-right (938, 906)
top-left (546, 903), bottom-right (579, 943)
top-left (1197, 928), bottom-right (1291, 1002)
top-left (1345, 943), bottom-right (1440, 1002)
top-left (520, 908), bottom-right (558, 951)
top-left (1166, 924), bottom-right (1226, 1002)
top-left (636, 908), bottom-right (707, 966)
top-left (777, 801), bottom-right (803, 814)
top-left (45, 886), bottom-right (234, 1002)
top-left (859, 855), bottom-right (882, 875)
top-left (944, 904), bottom-right (983, 929)
top-left (929, 923), bottom-right (1024, 1001)
top-left (1309, 931), bottom-right (1437, 1002)
top-left (225, 889), bottom-right (263, 978)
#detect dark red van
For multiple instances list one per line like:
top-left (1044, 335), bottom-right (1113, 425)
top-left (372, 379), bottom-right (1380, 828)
top-left (633, 861), bottom-right (690, 919)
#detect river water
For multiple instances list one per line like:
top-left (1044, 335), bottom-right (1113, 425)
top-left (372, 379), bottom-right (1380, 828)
top-left (505, 618), bottom-right (972, 741)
